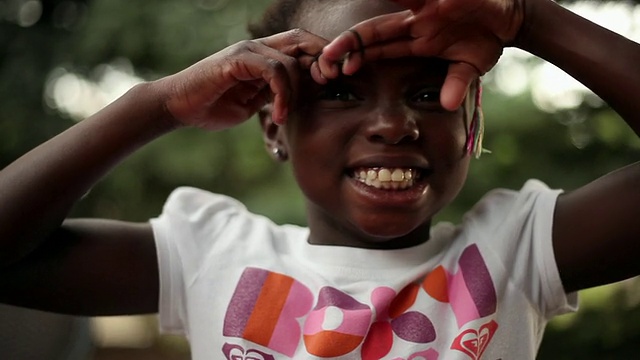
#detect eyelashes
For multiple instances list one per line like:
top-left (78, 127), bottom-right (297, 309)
top-left (410, 88), bottom-right (441, 104)
top-left (314, 83), bottom-right (442, 109)
top-left (315, 80), bottom-right (361, 102)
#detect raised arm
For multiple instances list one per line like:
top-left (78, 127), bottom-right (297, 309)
top-left (518, 0), bottom-right (640, 292)
top-left (516, 0), bottom-right (640, 132)
top-left (0, 29), bottom-right (326, 315)
top-left (316, 0), bottom-right (640, 292)
top-left (0, 80), bottom-right (171, 315)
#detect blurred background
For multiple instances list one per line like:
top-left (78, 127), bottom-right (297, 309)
top-left (1, 0), bottom-right (639, 358)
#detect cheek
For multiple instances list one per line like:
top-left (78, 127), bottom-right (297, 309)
top-left (283, 112), bottom-right (349, 181)
top-left (424, 113), bottom-right (468, 162)
top-left (286, 108), bottom-right (356, 151)
top-left (423, 113), bottom-right (471, 196)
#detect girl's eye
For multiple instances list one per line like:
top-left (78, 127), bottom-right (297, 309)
top-left (317, 84), bottom-right (360, 102)
top-left (411, 87), bottom-right (441, 104)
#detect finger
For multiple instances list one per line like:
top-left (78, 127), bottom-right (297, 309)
top-left (440, 62), bottom-right (478, 111)
top-left (322, 11), bottom-right (412, 62)
top-left (317, 53), bottom-right (340, 80)
top-left (298, 53), bottom-right (319, 70)
top-left (340, 30), bottom-right (366, 75)
top-left (229, 49), bottom-right (296, 124)
top-left (341, 31), bottom-right (450, 75)
top-left (233, 81), bottom-right (267, 105)
top-left (258, 29), bottom-right (328, 88)
top-left (439, 32), bottom-right (503, 75)
top-left (349, 38), bottom-right (419, 62)
top-left (319, 11), bottom-right (413, 78)
top-left (245, 87), bottom-right (272, 116)
top-left (246, 41), bottom-right (312, 123)
top-left (259, 28), bottom-right (328, 59)
top-left (340, 38), bottom-right (410, 75)
top-left (310, 60), bottom-right (326, 84)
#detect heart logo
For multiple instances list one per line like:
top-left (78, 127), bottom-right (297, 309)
top-left (222, 343), bottom-right (275, 360)
top-left (451, 320), bottom-right (498, 360)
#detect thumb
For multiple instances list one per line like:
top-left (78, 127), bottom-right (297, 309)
top-left (441, 62), bottom-right (478, 111)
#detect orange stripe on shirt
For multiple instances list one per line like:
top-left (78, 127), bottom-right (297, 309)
top-left (243, 272), bottom-right (294, 345)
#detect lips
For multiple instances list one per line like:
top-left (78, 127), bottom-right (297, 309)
top-left (347, 155), bottom-right (431, 191)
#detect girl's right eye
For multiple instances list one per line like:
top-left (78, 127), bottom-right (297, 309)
top-left (316, 83), bottom-right (360, 103)
top-left (410, 87), bottom-right (441, 105)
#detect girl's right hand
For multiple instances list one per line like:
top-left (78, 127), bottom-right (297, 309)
top-left (316, 0), bottom-right (525, 111)
top-left (160, 29), bottom-right (327, 130)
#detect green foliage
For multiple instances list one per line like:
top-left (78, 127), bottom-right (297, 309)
top-left (539, 279), bottom-right (640, 358)
top-left (1, 0), bottom-right (639, 357)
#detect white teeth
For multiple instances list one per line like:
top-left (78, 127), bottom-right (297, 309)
top-left (378, 169), bottom-right (391, 182)
top-left (404, 170), bottom-right (413, 181)
top-left (391, 169), bottom-right (404, 182)
top-left (353, 167), bottom-right (421, 190)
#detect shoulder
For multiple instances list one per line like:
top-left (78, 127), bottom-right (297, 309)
top-left (464, 179), bottom-right (562, 229)
top-left (159, 186), bottom-right (247, 219)
top-left (152, 186), bottom-right (289, 246)
top-left (151, 187), bottom-right (306, 288)
top-left (152, 186), bottom-right (306, 251)
top-left (437, 180), bottom-right (577, 318)
top-left (432, 180), bottom-right (561, 243)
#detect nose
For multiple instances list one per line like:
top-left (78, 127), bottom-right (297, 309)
top-left (364, 107), bottom-right (420, 145)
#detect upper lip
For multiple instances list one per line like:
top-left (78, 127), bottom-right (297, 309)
top-left (347, 154), bottom-right (431, 170)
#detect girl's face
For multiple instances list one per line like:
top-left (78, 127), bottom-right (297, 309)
top-left (272, 0), bottom-right (471, 249)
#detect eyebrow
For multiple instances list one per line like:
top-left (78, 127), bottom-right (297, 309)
top-left (402, 68), bottom-right (447, 84)
top-left (299, 58), bottom-right (448, 89)
top-left (357, 57), bottom-right (449, 78)
top-left (400, 59), bottom-right (449, 83)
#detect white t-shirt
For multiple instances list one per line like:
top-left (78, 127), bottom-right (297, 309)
top-left (150, 179), bottom-right (577, 360)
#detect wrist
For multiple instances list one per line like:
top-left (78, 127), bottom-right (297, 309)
top-left (508, 0), bottom-right (545, 50)
top-left (134, 79), bottom-right (185, 134)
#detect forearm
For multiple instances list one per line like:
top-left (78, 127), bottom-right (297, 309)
top-left (515, 0), bottom-right (640, 134)
top-left (0, 80), bottom-right (177, 266)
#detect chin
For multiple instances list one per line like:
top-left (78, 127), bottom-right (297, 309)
top-left (355, 218), bottom-right (431, 248)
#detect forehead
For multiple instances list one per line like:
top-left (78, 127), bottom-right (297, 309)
top-left (294, 0), bottom-right (450, 83)
top-left (294, 0), bottom-right (404, 39)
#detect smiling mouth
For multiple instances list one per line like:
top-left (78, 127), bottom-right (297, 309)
top-left (351, 167), bottom-right (430, 190)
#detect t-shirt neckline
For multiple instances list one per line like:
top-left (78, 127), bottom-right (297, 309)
top-left (294, 232), bottom-right (440, 270)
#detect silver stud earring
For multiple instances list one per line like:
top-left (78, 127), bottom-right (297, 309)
top-left (272, 147), bottom-right (286, 161)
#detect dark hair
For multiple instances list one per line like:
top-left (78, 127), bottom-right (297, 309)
top-left (248, 0), bottom-right (312, 39)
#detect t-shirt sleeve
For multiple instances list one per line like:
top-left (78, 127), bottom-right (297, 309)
top-left (149, 187), bottom-right (247, 335)
top-left (467, 179), bottom-right (578, 319)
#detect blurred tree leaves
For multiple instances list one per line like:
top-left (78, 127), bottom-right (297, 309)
top-left (1, 0), bottom-right (640, 358)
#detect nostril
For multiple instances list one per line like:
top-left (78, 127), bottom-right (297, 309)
top-left (364, 109), bottom-right (420, 144)
top-left (405, 128), bottom-right (420, 142)
top-left (368, 127), bottom-right (419, 145)
top-left (369, 134), bottom-right (385, 143)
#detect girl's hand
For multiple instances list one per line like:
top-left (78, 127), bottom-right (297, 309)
top-left (161, 29), bottom-right (327, 130)
top-left (315, 0), bottom-right (525, 110)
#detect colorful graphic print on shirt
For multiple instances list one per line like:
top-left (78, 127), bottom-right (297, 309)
top-left (222, 244), bottom-right (498, 359)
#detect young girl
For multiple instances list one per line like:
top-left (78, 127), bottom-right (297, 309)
top-left (1, 0), bottom-right (639, 358)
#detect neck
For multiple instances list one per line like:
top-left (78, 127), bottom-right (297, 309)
top-left (305, 203), bottom-right (432, 250)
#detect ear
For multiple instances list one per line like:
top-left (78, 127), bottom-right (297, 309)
top-left (258, 105), bottom-right (288, 162)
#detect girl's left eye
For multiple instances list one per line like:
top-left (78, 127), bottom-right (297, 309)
top-left (410, 87), bottom-right (441, 104)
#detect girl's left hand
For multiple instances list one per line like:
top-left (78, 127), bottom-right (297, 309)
top-left (314, 0), bottom-right (525, 110)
